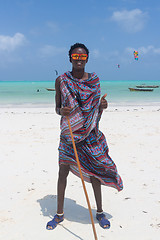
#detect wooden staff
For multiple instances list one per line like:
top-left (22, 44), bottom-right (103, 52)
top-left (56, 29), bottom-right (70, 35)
top-left (67, 116), bottom-right (98, 240)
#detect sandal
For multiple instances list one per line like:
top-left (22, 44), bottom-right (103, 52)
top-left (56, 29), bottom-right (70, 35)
top-left (96, 213), bottom-right (110, 229)
top-left (46, 213), bottom-right (64, 230)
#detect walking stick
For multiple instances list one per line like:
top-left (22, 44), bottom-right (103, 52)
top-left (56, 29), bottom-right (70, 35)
top-left (67, 116), bottom-right (98, 240)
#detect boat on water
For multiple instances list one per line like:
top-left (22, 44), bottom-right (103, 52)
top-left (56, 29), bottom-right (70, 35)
top-left (136, 85), bottom-right (159, 88)
top-left (46, 88), bottom-right (55, 91)
top-left (128, 87), bottom-right (154, 92)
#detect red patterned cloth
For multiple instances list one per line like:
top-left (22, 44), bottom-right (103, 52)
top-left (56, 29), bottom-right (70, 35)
top-left (58, 72), bottom-right (123, 191)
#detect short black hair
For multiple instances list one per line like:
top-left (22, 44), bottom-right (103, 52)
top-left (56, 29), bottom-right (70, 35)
top-left (69, 43), bottom-right (89, 62)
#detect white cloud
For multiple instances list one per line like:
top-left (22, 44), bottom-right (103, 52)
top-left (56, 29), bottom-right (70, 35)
top-left (111, 9), bottom-right (148, 33)
top-left (125, 47), bottom-right (138, 54)
top-left (125, 45), bottom-right (160, 55)
top-left (46, 21), bottom-right (60, 32)
top-left (91, 49), bottom-right (100, 58)
top-left (39, 45), bottom-right (67, 57)
top-left (153, 48), bottom-right (160, 54)
top-left (0, 33), bottom-right (26, 51)
top-left (139, 45), bottom-right (160, 54)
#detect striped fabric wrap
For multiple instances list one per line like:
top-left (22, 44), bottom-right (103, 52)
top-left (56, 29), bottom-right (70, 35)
top-left (58, 71), bottom-right (123, 191)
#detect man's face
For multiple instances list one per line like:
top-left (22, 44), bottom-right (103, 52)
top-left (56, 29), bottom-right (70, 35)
top-left (71, 47), bottom-right (88, 70)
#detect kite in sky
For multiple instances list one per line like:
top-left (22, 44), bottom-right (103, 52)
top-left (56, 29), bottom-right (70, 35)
top-left (133, 51), bottom-right (138, 60)
top-left (55, 70), bottom-right (58, 75)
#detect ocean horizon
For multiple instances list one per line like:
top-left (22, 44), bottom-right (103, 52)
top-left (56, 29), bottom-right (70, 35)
top-left (0, 80), bottom-right (160, 107)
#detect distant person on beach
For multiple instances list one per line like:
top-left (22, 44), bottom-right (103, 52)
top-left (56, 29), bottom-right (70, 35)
top-left (46, 43), bottom-right (123, 230)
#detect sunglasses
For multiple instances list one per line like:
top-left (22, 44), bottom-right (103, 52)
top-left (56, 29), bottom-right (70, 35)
top-left (71, 53), bottom-right (88, 60)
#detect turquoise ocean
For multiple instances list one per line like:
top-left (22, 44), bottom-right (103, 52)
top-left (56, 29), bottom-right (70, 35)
top-left (0, 80), bottom-right (160, 107)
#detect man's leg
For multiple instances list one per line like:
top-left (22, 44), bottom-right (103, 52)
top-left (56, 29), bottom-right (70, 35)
top-left (90, 176), bottom-right (103, 213)
top-left (91, 176), bottom-right (110, 229)
top-left (57, 164), bottom-right (70, 214)
top-left (46, 164), bottom-right (70, 230)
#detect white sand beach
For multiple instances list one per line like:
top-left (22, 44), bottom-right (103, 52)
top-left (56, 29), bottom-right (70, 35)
top-left (0, 104), bottom-right (160, 240)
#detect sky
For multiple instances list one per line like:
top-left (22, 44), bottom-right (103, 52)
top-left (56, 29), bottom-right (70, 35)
top-left (0, 0), bottom-right (160, 81)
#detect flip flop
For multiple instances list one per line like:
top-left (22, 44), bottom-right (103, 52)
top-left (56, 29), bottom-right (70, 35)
top-left (96, 213), bottom-right (110, 229)
top-left (46, 214), bottom-right (64, 230)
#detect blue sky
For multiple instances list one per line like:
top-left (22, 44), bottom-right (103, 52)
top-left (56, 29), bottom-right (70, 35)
top-left (0, 0), bottom-right (160, 81)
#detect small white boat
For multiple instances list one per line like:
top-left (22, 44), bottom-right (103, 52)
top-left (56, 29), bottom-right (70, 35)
top-left (136, 85), bottom-right (159, 88)
top-left (129, 87), bottom-right (154, 92)
top-left (46, 88), bottom-right (55, 91)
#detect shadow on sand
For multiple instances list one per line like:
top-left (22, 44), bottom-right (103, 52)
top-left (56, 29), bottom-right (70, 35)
top-left (37, 195), bottom-right (112, 239)
top-left (37, 194), bottom-right (112, 224)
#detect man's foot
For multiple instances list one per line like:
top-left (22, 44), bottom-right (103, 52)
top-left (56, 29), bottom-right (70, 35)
top-left (46, 213), bottom-right (64, 230)
top-left (96, 213), bottom-right (110, 229)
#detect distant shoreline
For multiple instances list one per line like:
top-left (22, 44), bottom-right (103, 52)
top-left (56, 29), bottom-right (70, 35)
top-left (0, 102), bottom-right (160, 112)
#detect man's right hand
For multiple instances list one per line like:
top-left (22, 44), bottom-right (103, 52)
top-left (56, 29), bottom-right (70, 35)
top-left (60, 107), bottom-right (73, 116)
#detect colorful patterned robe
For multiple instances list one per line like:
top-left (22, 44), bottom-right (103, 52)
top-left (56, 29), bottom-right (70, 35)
top-left (58, 71), bottom-right (123, 191)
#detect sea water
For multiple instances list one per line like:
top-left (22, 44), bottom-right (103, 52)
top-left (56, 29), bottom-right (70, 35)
top-left (0, 80), bottom-right (160, 107)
